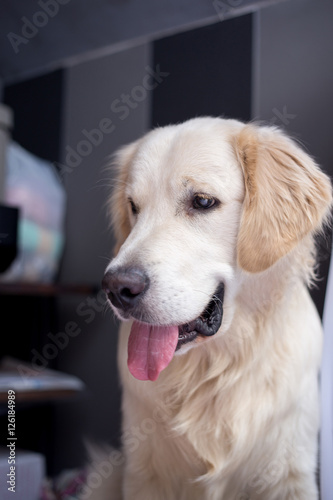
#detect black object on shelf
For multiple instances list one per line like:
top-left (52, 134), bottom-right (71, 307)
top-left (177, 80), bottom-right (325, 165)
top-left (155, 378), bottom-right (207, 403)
top-left (0, 204), bottom-right (19, 272)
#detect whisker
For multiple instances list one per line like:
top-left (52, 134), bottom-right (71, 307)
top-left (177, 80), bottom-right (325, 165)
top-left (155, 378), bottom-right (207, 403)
top-left (99, 254), bottom-right (113, 263)
top-left (88, 177), bottom-right (132, 194)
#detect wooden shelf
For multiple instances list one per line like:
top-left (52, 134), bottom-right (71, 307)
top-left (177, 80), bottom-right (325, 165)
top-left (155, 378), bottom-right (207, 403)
top-left (0, 282), bottom-right (97, 296)
top-left (0, 357), bottom-right (85, 406)
top-left (0, 388), bottom-right (81, 404)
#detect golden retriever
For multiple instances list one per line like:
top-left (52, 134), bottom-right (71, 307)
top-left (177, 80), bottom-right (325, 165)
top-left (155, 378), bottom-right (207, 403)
top-left (88, 117), bottom-right (332, 500)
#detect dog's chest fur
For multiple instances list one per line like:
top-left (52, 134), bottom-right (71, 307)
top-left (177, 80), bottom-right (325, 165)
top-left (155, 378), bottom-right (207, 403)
top-left (118, 278), bottom-right (321, 498)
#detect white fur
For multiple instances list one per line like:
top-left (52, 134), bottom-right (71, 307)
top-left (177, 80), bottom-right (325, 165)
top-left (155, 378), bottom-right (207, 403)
top-left (83, 117), bottom-right (332, 500)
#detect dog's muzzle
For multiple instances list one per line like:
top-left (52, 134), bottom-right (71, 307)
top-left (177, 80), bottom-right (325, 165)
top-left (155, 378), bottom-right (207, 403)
top-left (102, 267), bottom-right (224, 347)
top-left (177, 283), bottom-right (224, 349)
top-left (102, 267), bottom-right (225, 380)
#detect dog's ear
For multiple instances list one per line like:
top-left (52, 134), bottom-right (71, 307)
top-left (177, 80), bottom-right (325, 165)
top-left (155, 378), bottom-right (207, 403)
top-left (110, 140), bottom-right (139, 255)
top-left (235, 125), bottom-right (332, 273)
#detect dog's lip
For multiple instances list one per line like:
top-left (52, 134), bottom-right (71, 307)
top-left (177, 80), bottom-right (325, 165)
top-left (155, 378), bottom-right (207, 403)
top-left (176, 283), bottom-right (225, 350)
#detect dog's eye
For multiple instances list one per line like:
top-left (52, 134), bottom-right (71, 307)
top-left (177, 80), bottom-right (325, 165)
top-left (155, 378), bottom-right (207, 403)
top-left (192, 195), bottom-right (217, 210)
top-left (129, 199), bottom-right (139, 215)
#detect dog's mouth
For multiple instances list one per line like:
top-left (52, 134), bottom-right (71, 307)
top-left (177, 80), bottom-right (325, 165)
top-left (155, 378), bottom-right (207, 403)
top-left (177, 283), bottom-right (225, 350)
top-left (127, 284), bottom-right (225, 382)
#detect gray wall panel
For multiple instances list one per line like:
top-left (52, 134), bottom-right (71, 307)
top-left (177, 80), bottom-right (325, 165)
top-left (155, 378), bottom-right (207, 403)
top-left (54, 43), bottom-right (151, 471)
top-left (255, 0), bottom-right (333, 177)
top-left (254, 0), bottom-right (333, 317)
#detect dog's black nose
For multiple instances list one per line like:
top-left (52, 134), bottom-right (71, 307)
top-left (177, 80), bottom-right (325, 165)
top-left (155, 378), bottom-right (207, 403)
top-left (102, 267), bottom-right (150, 311)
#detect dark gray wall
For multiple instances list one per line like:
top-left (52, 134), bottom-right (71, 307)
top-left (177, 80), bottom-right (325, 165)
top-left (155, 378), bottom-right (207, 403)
top-left (152, 15), bottom-right (253, 126)
top-left (54, 43), bottom-right (151, 471)
top-left (254, 0), bottom-right (333, 317)
top-left (59, 44), bottom-right (152, 285)
top-left (0, 0), bottom-right (287, 82)
top-left (255, 0), bottom-right (333, 176)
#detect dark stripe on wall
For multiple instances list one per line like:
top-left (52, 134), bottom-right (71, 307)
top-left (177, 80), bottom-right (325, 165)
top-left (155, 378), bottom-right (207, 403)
top-left (151, 15), bottom-right (252, 127)
top-left (4, 69), bottom-right (64, 163)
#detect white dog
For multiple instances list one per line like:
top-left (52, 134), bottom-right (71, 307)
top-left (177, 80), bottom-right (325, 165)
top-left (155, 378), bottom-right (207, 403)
top-left (88, 117), bottom-right (332, 500)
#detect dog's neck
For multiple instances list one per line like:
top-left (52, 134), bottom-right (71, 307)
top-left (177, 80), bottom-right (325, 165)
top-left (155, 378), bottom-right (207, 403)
top-left (236, 234), bottom-right (316, 316)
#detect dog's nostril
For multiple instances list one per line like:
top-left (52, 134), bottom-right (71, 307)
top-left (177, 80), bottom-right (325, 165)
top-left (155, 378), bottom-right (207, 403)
top-left (121, 287), bottom-right (133, 298)
top-left (102, 267), bottom-right (150, 311)
top-left (120, 285), bottom-right (143, 299)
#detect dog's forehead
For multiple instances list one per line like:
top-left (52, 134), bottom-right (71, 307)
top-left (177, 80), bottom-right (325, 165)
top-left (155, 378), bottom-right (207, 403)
top-left (129, 120), bottom-right (243, 198)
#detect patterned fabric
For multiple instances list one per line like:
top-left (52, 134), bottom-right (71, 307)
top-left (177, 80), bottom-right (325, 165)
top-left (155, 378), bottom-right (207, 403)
top-left (40, 469), bottom-right (87, 500)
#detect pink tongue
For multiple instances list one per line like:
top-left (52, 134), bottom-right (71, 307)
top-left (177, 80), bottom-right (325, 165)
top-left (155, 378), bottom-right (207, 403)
top-left (128, 321), bottom-right (179, 381)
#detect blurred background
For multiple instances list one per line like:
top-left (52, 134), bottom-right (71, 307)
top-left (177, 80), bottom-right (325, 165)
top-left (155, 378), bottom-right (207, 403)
top-left (0, 0), bottom-right (332, 497)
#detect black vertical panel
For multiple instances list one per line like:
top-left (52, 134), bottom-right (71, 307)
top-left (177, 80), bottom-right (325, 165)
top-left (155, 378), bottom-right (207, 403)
top-left (152, 15), bottom-right (252, 127)
top-left (311, 231), bottom-right (332, 319)
top-left (2, 70), bottom-right (64, 475)
top-left (4, 69), bottom-right (64, 162)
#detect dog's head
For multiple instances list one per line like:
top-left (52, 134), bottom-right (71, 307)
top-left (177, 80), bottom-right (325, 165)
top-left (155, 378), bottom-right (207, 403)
top-left (102, 117), bottom-right (332, 381)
